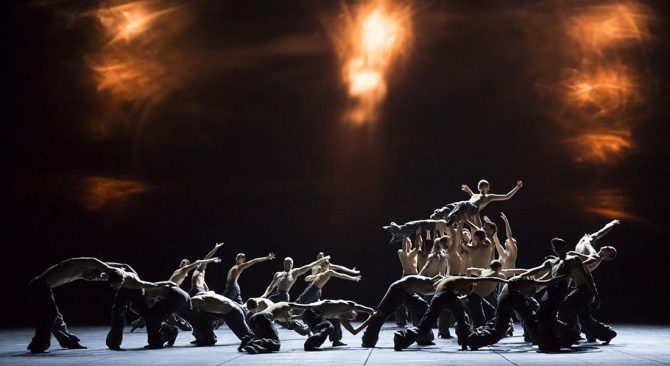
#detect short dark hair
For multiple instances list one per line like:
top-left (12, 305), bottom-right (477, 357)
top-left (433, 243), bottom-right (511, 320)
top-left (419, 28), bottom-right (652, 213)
top-left (246, 298), bottom-right (258, 310)
top-left (107, 268), bottom-right (124, 284)
top-left (474, 229), bottom-right (486, 241)
top-left (484, 221), bottom-right (497, 234)
top-left (490, 260), bottom-right (502, 270)
top-left (550, 237), bottom-right (567, 248)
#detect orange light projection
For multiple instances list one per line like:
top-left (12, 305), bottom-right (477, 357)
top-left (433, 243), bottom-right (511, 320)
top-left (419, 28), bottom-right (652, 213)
top-left (567, 3), bottom-right (650, 54)
top-left (580, 187), bottom-right (641, 222)
top-left (558, 2), bottom-right (651, 164)
top-left (86, 1), bottom-right (188, 138)
top-left (331, 0), bottom-right (412, 124)
top-left (80, 176), bottom-right (152, 211)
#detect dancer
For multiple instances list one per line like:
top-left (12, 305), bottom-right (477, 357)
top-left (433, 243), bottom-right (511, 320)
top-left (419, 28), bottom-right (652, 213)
top-left (460, 225), bottom-right (494, 270)
top-left (564, 246), bottom-right (618, 344)
top-left (383, 219), bottom-right (447, 245)
top-left (491, 212), bottom-right (518, 269)
top-left (190, 292), bottom-right (253, 343)
top-left (296, 261), bottom-right (361, 306)
top-left (395, 235), bottom-right (420, 327)
top-left (105, 267), bottom-right (189, 350)
top-left (241, 298), bottom-right (297, 354)
top-left (261, 255), bottom-right (330, 302)
top-left (393, 275), bottom-right (508, 351)
top-left (431, 180), bottom-right (523, 226)
top-left (130, 256), bottom-right (222, 332)
top-left (466, 274), bottom-right (568, 350)
top-left (27, 257), bottom-right (124, 353)
top-left (523, 238), bottom-right (599, 352)
top-left (575, 220), bottom-right (620, 256)
top-left (224, 252), bottom-right (275, 304)
top-left (360, 275), bottom-right (443, 348)
top-left (463, 260), bottom-right (508, 328)
top-left (290, 300), bottom-right (374, 351)
top-left (190, 242), bottom-right (224, 296)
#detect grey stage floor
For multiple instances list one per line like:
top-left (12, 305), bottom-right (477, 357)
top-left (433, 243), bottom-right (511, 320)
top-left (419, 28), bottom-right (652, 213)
top-left (1, 323), bottom-right (669, 365)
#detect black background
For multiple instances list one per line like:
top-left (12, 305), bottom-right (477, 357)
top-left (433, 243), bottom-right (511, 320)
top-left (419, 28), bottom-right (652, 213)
top-left (4, 0), bottom-right (670, 327)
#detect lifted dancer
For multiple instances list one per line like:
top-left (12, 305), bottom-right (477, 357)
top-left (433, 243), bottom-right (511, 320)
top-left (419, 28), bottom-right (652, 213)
top-left (27, 257), bottom-right (124, 353)
top-left (431, 180), bottom-right (523, 226)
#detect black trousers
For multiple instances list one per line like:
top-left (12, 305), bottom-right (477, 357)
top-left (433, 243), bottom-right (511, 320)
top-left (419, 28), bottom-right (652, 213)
top-left (415, 290), bottom-right (470, 346)
top-left (467, 290), bottom-right (538, 349)
top-left (464, 293), bottom-right (496, 328)
top-left (223, 280), bottom-right (244, 305)
top-left (106, 287), bottom-right (190, 349)
top-left (27, 277), bottom-right (82, 353)
top-left (362, 283), bottom-right (429, 347)
top-left (536, 284), bottom-right (569, 352)
top-left (196, 304), bottom-right (252, 343)
top-left (249, 312), bottom-right (279, 341)
top-left (302, 309), bottom-right (343, 349)
top-left (557, 284), bottom-right (594, 344)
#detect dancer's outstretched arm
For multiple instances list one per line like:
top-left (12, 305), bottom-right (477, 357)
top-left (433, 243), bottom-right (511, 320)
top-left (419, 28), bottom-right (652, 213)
top-left (487, 180), bottom-right (523, 201)
top-left (239, 253), bottom-right (275, 271)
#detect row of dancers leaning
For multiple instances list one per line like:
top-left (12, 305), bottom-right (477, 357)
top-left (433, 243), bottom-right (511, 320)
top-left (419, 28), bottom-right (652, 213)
top-left (26, 179), bottom-right (620, 354)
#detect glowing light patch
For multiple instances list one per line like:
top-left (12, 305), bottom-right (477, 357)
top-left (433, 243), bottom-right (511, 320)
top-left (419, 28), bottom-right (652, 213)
top-left (330, 0), bottom-right (412, 124)
top-left (80, 176), bottom-right (152, 210)
top-left (564, 130), bottom-right (633, 163)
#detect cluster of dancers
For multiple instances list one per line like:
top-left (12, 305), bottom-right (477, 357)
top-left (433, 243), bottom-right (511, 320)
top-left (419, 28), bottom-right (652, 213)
top-left (27, 179), bottom-right (620, 355)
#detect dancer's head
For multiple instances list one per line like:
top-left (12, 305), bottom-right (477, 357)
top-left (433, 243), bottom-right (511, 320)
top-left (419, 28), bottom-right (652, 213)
top-left (599, 246), bottom-right (618, 261)
top-left (462, 227), bottom-right (472, 242)
top-left (284, 257), bottom-right (294, 271)
top-left (478, 179), bottom-right (490, 194)
top-left (246, 298), bottom-right (259, 312)
top-left (179, 259), bottom-right (191, 268)
top-left (551, 238), bottom-right (568, 258)
top-left (107, 268), bottom-right (125, 289)
top-left (317, 252), bottom-right (325, 259)
top-left (472, 229), bottom-right (486, 245)
top-left (490, 259), bottom-right (502, 271)
top-left (483, 221), bottom-right (497, 238)
top-left (235, 253), bottom-right (246, 265)
top-left (433, 236), bottom-right (448, 252)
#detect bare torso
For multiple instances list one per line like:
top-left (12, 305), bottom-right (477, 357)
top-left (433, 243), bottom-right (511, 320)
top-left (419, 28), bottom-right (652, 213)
top-left (420, 252), bottom-right (447, 276)
top-left (191, 293), bottom-right (237, 314)
top-left (398, 250), bottom-right (418, 275)
top-left (227, 266), bottom-right (242, 281)
top-left (40, 259), bottom-right (99, 288)
top-left (472, 269), bottom-right (506, 297)
top-left (276, 271), bottom-right (296, 292)
top-left (468, 243), bottom-right (493, 269)
top-left (398, 275), bottom-right (439, 295)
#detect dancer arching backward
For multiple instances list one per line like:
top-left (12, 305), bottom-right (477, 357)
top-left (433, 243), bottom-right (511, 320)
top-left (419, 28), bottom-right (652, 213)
top-left (289, 300), bottom-right (374, 351)
top-left (392, 276), bottom-right (507, 352)
top-left (359, 275), bottom-right (443, 348)
top-left (105, 266), bottom-right (190, 350)
top-left (431, 180), bottom-right (523, 227)
top-left (466, 274), bottom-right (568, 350)
top-left (27, 257), bottom-right (125, 353)
top-left (224, 252), bottom-right (275, 304)
top-left (575, 220), bottom-right (620, 256)
top-left (523, 238), bottom-right (599, 352)
top-left (261, 255), bottom-right (330, 302)
top-left (565, 245), bottom-right (618, 344)
top-left (190, 292), bottom-right (253, 343)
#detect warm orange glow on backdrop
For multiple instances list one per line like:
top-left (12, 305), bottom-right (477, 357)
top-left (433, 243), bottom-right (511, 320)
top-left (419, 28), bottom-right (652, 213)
top-left (86, 0), bottom-right (190, 138)
top-left (330, 0), bottom-right (412, 124)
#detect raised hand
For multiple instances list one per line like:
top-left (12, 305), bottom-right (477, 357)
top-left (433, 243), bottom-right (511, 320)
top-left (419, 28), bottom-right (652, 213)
top-left (516, 180), bottom-right (523, 188)
top-left (215, 242), bottom-right (224, 248)
top-left (211, 257), bottom-right (222, 263)
top-left (354, 275), bottom-right (362, 282)
top-left (500, 212), bottom-right (508, 222)
top-left (267, 252), bottom-right (276, 260)
top-left (461, 184), bottom-right (470, 192)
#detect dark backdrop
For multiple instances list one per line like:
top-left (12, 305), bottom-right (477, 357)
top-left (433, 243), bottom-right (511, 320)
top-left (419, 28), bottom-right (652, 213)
top-left (4, 0), bottom-right (670, 327)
